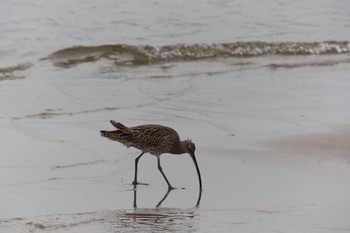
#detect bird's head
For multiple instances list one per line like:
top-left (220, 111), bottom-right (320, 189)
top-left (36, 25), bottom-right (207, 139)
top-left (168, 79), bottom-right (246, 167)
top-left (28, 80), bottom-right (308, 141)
top-left (183, 139), bottom-right (196, 155)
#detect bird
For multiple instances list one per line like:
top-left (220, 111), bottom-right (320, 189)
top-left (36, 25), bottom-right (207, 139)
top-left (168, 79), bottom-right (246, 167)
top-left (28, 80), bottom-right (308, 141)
top-left (100, 120), bottom-right (202, 190)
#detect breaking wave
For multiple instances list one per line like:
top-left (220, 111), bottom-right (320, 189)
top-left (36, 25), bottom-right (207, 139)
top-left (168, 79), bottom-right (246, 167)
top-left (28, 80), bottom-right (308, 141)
top-left (44, 41), bottom-right (350, 68)
top-left (0, 63), bottom-right (32, 80)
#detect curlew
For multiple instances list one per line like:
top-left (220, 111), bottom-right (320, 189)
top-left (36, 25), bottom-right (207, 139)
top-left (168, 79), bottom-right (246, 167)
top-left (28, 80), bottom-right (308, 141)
top-left (100, 120), bottom-right (202, 190)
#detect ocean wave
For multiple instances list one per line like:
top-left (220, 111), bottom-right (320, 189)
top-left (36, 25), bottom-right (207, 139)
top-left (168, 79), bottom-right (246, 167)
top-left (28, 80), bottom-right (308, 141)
top-left (44, 41), bottom-right (350, 68)
top-left (0, 63), bottom-right (32, 80)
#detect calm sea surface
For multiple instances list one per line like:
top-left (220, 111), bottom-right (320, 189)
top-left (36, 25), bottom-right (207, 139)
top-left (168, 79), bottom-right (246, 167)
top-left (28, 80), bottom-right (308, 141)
top-left (1, 0), bottom-right (350, 50)
top-left (1, 0), bottom-right (350, 76)
top-left (1, 0), bottom-right (350, 79)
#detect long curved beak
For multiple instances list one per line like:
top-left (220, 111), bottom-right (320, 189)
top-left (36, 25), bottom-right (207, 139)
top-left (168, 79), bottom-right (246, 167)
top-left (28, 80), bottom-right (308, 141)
top-left (190, 152), bottom-right (203, 190)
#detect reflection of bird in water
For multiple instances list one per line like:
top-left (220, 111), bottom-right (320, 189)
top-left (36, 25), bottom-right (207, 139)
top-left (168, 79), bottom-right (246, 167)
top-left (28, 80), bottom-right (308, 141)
top-left (133, 188), bottom-right (202, 208)
top-left (100, 120), bottom-right (202, 190)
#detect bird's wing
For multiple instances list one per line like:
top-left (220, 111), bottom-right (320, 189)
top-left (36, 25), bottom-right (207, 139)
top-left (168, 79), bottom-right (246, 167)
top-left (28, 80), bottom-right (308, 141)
top-left (129, 125), bottom-right (180, 152)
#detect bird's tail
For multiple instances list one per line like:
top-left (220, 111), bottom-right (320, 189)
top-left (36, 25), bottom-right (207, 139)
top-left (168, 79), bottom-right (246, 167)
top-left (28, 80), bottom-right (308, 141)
top-left (100, 129), bottom-right (133, 145)
top-left (100, 130), bottom-right (111, 138)
top-left (100, 120), bottom-right (132, 142)
top-left (100, 129), bottom-right (126, 141)
top-left (110, 120), bottom-right (127, 130)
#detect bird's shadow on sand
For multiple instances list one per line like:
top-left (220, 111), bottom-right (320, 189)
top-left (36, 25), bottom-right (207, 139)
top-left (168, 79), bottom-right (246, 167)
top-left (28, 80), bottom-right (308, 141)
top-left (132, 185), bottom-right (202, 208)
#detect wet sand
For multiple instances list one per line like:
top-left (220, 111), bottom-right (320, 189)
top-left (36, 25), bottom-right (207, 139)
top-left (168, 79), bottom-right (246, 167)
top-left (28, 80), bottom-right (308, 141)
top-left (1, 57), bottom-right (350, 232)
top-left (1, 118), bottom-right (350, 232)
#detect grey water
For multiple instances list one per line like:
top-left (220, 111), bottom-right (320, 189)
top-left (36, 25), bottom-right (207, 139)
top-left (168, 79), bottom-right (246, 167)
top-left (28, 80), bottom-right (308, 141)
top-left (1, 0), bottom-right (350, 56)
top-left (2, 0), bottom-right (350, 49)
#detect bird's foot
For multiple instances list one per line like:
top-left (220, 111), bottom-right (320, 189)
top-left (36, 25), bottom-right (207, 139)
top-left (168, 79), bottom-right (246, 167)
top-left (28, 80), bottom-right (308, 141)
top-left (132, 181), bottom-right (149, 186)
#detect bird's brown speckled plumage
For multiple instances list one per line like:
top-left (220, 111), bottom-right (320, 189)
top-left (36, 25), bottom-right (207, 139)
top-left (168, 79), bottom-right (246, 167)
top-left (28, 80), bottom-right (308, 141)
top-left (102, 121), bottom-right (182, 155)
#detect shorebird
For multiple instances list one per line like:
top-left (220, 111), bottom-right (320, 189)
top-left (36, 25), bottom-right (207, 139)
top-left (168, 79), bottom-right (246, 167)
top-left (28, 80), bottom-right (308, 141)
top-left (100, 120), bottom-right (202, 190)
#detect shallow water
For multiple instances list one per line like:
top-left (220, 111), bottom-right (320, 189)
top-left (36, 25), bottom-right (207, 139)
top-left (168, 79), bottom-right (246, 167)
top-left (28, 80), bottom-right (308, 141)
top-left (1, 0), bottom-right (350, 232)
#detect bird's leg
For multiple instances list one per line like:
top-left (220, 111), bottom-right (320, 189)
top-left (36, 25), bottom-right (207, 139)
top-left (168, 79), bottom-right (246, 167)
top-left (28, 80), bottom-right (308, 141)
top-left (157, 156), bottom-right (175, 190)
top-left (132, 152), bottom-right (144, 185)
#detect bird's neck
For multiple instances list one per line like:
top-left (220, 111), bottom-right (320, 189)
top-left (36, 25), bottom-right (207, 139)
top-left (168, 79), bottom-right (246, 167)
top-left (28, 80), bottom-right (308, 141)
top-left (172, 140), bottom-right (187, 154)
